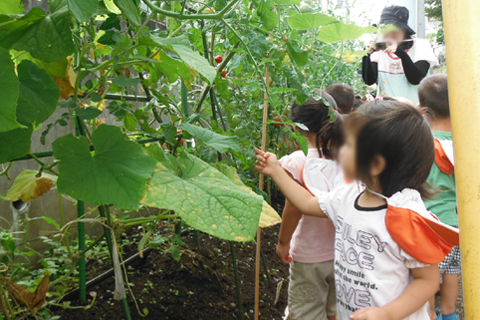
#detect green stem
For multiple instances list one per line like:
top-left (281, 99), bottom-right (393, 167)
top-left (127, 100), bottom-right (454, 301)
top-left (0, 162), bottom-right (12, 177)
top-left (230, 242), bottom-right (244, 320)
top-left (261, 249), bottom-right (274, 291)
top-left (77, 200), bottom-right (87, 302)
top-left (167, 20), bottom-right (189, 38)
top-left (59, 194), bottom-right (73, 259)
top-left (144, 0), bottom-right (240, 20)
top-left (321, 40), bottom-right (344, 88)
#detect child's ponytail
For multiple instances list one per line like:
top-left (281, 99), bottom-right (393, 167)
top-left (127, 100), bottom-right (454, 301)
top-left (291, 92), bottom-right (344, 160)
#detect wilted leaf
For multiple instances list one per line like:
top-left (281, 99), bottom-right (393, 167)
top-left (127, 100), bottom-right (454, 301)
top-left (141, 152), bottom-right (263, 242)
top-left (53, 125), bottom-right (157, 210)
top-left (5, 170), bottom-right (57, 202)
top-left (215, 164), bottom-right (281, 228)
top-left (179, 123), bottom-right (241, 153)
top-left (1, 274), bottom-right (49, 314)
top-left (0, 47), bottom-right (22, 133)
top-left (52, 56), bottom-right (81, 100)
top-left (287, 13), bottom-right (337, 30)
top-left (317, 22), bottom-right (374, 43)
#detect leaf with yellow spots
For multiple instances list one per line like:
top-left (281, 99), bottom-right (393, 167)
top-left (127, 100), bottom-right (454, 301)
top-left (141, 148), bottom-right (262, 242)
top-left (5, 170), bottom-right (57, 202)
top-left (215, 163), bottom-right (281, 228)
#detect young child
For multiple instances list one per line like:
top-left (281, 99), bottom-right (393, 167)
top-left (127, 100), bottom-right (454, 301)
top-left (277, 94), bottom-right (344, 320)
top-left (326, 84), bottom-right (355, 115)
top-left (418, 75), bottom-right (460, 320)
top-left (256, 100), bottom-right (459, 320)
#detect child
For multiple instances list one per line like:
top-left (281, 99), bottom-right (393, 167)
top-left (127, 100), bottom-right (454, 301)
top-left (256, 100), bottom-right (459, 320)
top-left (326, 84), bottom-right (355, 115)
top-left (418, 75), bottom-right (460, 320)
top-left (277, 94), bottom-right (344, 320)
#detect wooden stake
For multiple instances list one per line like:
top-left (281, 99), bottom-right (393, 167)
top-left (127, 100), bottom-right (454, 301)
top-left (255, 68), bottom-right (270, 320)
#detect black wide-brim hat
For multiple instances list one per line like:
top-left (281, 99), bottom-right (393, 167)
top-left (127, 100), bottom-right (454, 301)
top-left (378, 5), bottom-right (416, 35)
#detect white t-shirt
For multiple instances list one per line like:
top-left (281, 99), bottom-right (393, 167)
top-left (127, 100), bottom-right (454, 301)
top-left (371, 38), bottom-right (437, 104)
top-left (317, 183), bottom-right (430, 320)
top-left (279, 149), bottom-right (336, 263)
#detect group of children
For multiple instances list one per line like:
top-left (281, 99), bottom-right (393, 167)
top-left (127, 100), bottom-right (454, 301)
top-left (255, 75), bottom-right (460, 320)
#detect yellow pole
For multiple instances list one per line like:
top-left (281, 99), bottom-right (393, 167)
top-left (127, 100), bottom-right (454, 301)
top-left (443, 1), bottom-right (480, 319)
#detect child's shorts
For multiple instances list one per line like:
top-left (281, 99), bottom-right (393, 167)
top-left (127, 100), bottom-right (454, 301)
top-left (439, 246), bottom-right (461, 275)
top-left (287, 260), bottom-right (336, 320)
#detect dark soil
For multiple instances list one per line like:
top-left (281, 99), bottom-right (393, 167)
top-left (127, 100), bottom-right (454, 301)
top-left (56, 225), bottom-right (289, 320)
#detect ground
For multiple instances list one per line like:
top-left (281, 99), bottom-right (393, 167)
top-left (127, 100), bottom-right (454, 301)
top-left (56, 225), bottom-right (290, 320)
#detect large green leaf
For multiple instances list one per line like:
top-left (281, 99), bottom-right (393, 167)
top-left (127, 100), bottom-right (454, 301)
top-left (0, 127), bottom-right (33, 164)
top-left (317, 22), bottom-right (374, 43)
top-left (0, 47), bottom-right (22, 133)
top-left (285, 41), bottom-right (308, 67)
top-left (287, 13), bottom-right (337, 30)
top-left (141, 152), bottom-right (263, 241)
top-left (171, 44), bottom-right (216, 83)
top-left (257, 0), bottom-right (279, 31)
top-left (156, 51), bottom-right (191, 83)
top-left (68, 0), bottom-right (98, 22)
top-left (179, 123), bottom-right (241, 153)
top-left (215, 164), bottom-right (281, 228)
top-left (53, 125), bottom-right (157, 210)
top-left (114, 0), bottom-right (141, 26)
top-left (0, 7), bottom-right (75, 62)
top-left (12, 50), bottom-right (69, 78)
top-left (16, 60), bottom-right (61, 126)
top-left (0, 0), bottom-right (23, 14)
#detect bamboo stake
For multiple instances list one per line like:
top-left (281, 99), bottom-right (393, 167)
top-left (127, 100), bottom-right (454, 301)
top-left (255, 68), bottom-right (270, 320)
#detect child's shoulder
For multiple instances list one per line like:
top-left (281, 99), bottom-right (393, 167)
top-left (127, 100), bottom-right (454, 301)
top-left (279, 150), bottom-right (308, 183)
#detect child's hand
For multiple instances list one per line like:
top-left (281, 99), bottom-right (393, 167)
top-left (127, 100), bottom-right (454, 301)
top-left (254, 148), bottom-right (280, 177)
top-left (350, 307), bottom-right (390, 320)
top-left (385, 40), bottom-right (398, 54)
top-left (276, 242), bottom-right (292, 264)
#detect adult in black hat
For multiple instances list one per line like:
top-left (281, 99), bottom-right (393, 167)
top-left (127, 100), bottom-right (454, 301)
top-left (361, 5), bottom-right (437, 104)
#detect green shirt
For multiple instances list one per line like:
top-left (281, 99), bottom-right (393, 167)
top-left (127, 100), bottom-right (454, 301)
top-left (423, 131), bottom-right (457, 226)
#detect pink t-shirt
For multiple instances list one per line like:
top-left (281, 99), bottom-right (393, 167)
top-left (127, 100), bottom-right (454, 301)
top-left (279, 149), bottom-right (336, 263)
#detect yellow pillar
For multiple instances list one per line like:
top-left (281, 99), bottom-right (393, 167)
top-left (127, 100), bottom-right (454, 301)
top-left (443, 1), bottom-right (480, 319)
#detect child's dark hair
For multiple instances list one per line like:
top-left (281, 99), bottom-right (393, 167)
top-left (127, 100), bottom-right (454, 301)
top-left (291, 94), bottom-right (343, 160)
top-left (347, 100), bottom-right (434, 197)
top-left (418, 74), bottom-right (449, 118)
top-left (326, 84), bottom-right (355, 114)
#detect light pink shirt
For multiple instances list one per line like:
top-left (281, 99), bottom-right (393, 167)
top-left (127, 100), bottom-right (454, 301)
top-left (279, 149), bottom-right (335, 263)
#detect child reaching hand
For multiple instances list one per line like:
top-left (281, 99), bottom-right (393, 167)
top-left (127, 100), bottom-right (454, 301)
top-left (277, 94), bottom-right (343, 320)
top-left (418, 75), bottom-right (460, 320)
top-left (256, 100), bottom-right (459, 320)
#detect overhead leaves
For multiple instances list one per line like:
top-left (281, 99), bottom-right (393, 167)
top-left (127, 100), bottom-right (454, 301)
top-left (257, 0), bottom-right (279, 31)
top-left (179, 123), bottom-right (241, 153)
top-left (0, 0), bottom-right (23, 14)
top-left (0, 7), bottom-right (75, 62)
top-left (16, 60), bottom-right (61, 126)
top-left (171, 44), bottom-right (216, 83)
top-left (285, 41), bottom-right (308, 67)
top-left (215, 164), bottom-right (281, 228)
top-left (68, 0), bottom-right (98, 22)
top-left (0, 127), bottom-right (33, 164)
top-left (5, 170), bottom-right (57, 202)
top-left (273, 0), bottom-right (300, 4)
top-left (53, 125), bottom-right (157, 210)
top-left (156, 51), bottom-right (191, 83)
top-left (317, 22), bottom-right (375, 43)
top-left (141, 152), bottom-right (263, 241)
top-left (287, 13), bottom-right (337, 30)
top-left (114, 0), bottom-right (141, 26)
top-left (0, 47), bottom-right (22, 133)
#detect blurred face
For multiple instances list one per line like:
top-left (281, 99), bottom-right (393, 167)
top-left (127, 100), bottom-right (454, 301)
top-left (383, 29), bottom-right (406, 43)
top-left (339, 131), bottom-right (357, 180)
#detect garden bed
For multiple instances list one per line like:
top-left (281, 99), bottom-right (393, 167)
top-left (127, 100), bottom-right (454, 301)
top-left (56, 225), bottom-right (289, 320)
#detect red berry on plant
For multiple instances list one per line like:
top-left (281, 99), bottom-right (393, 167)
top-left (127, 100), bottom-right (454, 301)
top-left (220, 70), bottom-right (227, 78)
top-left (214, 55), bottom-right (223, 63)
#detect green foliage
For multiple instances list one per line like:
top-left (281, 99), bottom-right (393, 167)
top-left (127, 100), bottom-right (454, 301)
top-left (317, 22), bottom-right (375, 43)
top-left (0, 0), bottom-right (23, 14)
top-left (68, 0), bottom-right (98, 22)
top-left (179, 123), bottom-right (241, 153)
top-left (53, 125), bottom-right (157, 210)
top-left (142, 151), bottom-right (263, 241)
top-left (0, 47), bottom-right (22, 133)
top-left (287, 12), bottom-right (337, 30)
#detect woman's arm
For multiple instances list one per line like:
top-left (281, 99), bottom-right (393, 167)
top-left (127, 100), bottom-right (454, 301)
top-left (362, 55), bottom-right (378, 85)
top-left (395, 47), bottom-right (430, 85)
top-left (277, 199), bottom-right (302, 264)
top-left (255, 148), bottom-right (325, 218)
top-left (350, 265), bottom-right (440, 320)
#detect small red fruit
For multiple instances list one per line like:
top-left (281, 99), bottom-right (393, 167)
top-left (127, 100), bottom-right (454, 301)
top-left (214, 55), bottom-right (223, 63)
top-left (220, 70), bottom-right (227, 78)
top-left (177, 129), bottom-right (183, 134)
top-left (180, 138), bottom-right (185, 146)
